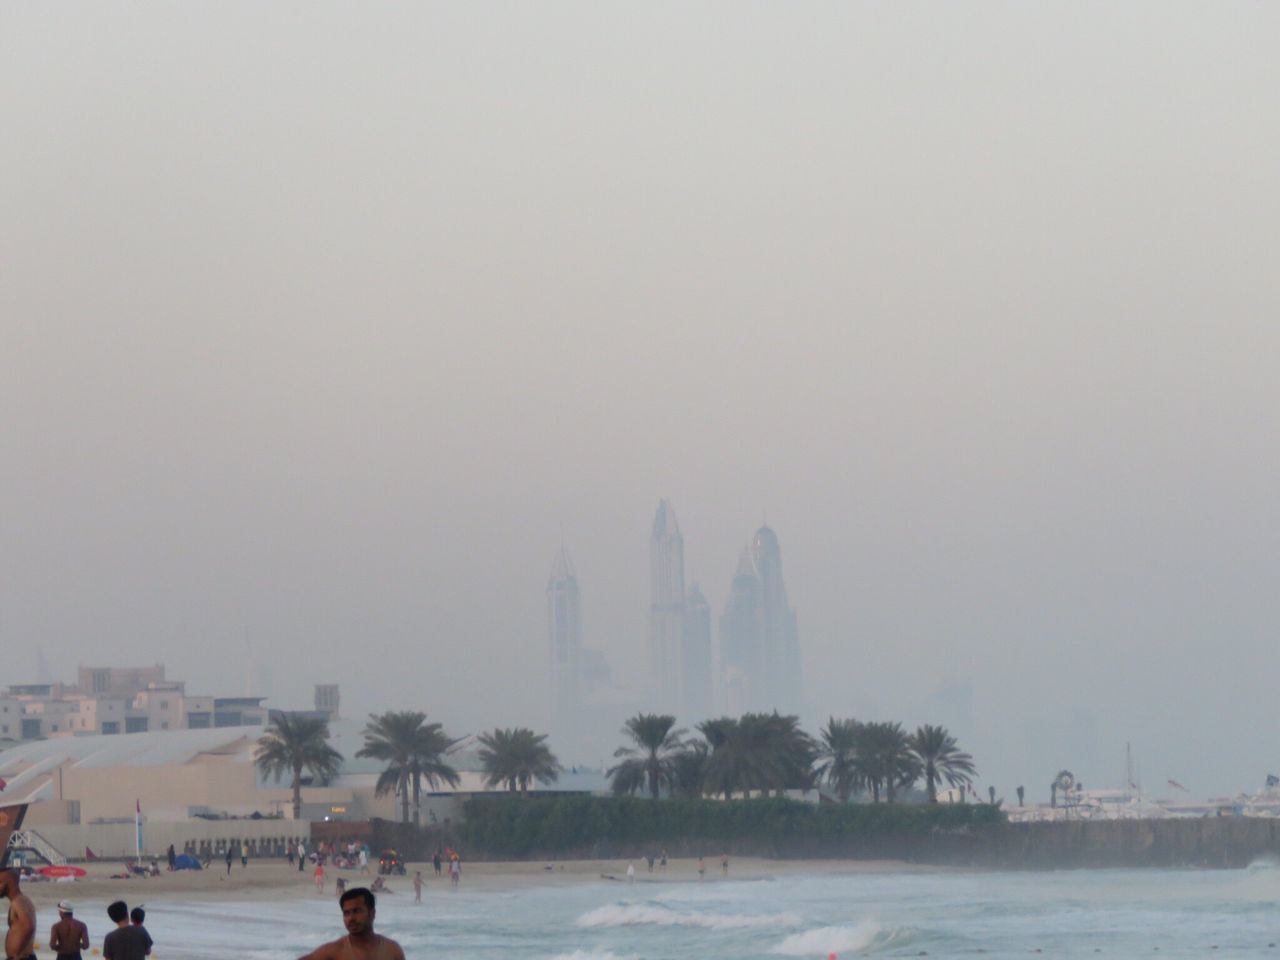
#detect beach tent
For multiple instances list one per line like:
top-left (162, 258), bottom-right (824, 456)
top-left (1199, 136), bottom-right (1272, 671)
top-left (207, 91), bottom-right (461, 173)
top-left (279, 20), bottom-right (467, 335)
top-left (173, 853), bottom-right (202, 870)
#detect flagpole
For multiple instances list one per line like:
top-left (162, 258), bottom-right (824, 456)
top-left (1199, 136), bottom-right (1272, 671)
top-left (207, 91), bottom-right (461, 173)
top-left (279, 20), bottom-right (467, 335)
top-left (135, 799), bottom-right (142, 864)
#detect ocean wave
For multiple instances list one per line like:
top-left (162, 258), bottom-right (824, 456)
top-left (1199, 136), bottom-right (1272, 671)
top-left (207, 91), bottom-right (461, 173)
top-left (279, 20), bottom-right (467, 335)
top-left (772, 922), bottom-right (908, 956)
top-left (551, 951), bottom-right (638, 960)
top-left (575, 902), bottom-right (802, 930)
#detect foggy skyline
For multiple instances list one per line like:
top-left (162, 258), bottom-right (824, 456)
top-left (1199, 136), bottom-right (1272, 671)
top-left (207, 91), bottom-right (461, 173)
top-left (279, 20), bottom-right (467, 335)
top-left (4, 2), bottom-right (1280, 801)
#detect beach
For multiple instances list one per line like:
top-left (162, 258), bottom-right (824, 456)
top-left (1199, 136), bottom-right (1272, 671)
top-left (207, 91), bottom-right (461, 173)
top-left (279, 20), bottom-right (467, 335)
top-left (16, 855), bottom-right (935, 908)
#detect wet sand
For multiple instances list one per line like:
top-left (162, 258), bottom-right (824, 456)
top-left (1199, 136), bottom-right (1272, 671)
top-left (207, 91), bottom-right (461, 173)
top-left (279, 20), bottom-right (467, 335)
top-left (15, 855), bottom-right (943, 909)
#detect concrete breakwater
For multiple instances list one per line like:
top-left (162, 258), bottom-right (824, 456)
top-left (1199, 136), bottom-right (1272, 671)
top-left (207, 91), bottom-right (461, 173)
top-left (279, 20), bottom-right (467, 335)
top-left (453, 818), bottom-right (1280, 869)
top-left (982, 817), bottom-right (1280, 869)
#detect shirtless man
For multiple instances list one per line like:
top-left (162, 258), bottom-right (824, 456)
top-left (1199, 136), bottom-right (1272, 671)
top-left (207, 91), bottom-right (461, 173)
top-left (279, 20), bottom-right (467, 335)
top-left (49, 901), bottom-right (90, 960)
top-left (298, 888), bottom-right (404, 960)
top-left (1, 869), bottom-right (37, 960)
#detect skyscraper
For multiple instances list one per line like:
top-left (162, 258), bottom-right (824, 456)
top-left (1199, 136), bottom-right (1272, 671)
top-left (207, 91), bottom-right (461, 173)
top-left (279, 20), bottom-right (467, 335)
top-left (547, 545), bottom-right (582, 736)
top-left (682, 583), bottom-right (713, 720)
top-left (649, 499), bottom-right (685, 713)
top-left (718, 526), bottom-right (802, 714)
top-left (751, 525), bottom-right (802, 712)
top-left (719, 548), bottom-right (764, 715)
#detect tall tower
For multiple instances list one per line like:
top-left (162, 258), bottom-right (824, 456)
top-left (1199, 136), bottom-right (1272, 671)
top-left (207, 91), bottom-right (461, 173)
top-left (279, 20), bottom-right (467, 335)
top-left (719, 548), bottom-right (763, 714)
top-left (547, 545), bottom-right (582, 737)
top-left (751, 525), bottom-right (802, 712)
top-left (649, 499), bottom-right (686, 714)
top-left (682, 583), bottom-right (713, 721)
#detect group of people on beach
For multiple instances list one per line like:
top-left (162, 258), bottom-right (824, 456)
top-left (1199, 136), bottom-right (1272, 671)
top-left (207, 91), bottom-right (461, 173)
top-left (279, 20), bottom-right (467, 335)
top-left (2, 868), bottom-right (153, 960)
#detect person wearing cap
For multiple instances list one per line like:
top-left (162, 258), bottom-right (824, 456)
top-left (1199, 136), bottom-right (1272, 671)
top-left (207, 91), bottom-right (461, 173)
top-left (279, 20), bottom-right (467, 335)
top-left (50, 900), bottom-right (90, 960)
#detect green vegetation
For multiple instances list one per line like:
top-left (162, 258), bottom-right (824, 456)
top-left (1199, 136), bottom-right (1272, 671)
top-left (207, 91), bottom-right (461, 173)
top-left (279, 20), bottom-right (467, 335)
top-left (357, 711), bottom-right (461, 824)
top-left (460, 794), bottom-right (1004, 858)
top-left (611, 712), bottom-right (976, 804)
top-left (477, 727), bottom-right (562, 795)
top-left (253, 713), bottom-right (344, 820)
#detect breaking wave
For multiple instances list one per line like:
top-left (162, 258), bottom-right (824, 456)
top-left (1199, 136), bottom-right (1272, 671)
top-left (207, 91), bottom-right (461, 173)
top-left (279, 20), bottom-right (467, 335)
top-left (772, 922), bottom-right (910, 956)
top-left (575, 902), bottom-right (802, 930)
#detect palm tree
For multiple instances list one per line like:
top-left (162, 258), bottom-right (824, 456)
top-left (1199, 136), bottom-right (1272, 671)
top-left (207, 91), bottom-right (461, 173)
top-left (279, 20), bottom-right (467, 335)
top-left (909, 724), bottom-right (977, 803)
top-left (357, 711), bottom-right (461, 824)
top-left (608, 713), bottom-right (685, 798)
top-left (254, 713), bottom-right (344, 820)
top-left (858, 721), bottom-right (920, 803)
top-left (670, 741), bottom-right (709, 799)
top-left (698, 713), bottom-right (814, 798)
top-left (477, 727), bottom-right (561, 796)
top-left (815, 717), bottom-right (863, 802)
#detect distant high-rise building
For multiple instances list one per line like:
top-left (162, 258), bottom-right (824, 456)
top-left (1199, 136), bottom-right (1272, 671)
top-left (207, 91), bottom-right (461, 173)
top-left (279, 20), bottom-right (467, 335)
top-left (718, 526), bottom-right (802, 713)
top-left (547, 545), bottom-right (582, 736)
top-left (314, 684), bottom-right (340, 719)
top-left (751, 526), bottom-right (802, 712)
top-left (649, 499), bottom-right (686, 714)
top-left (719, 548), bottom-right (764, 715)
top-left (682, 583), bottom-right (713, 721)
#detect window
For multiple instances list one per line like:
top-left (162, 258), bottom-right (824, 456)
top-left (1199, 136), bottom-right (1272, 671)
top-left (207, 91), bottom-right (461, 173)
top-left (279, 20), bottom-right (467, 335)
top-left (160, 700), bottom-right (169, 709)
top-left (161, 721), bottom-right (169, 730)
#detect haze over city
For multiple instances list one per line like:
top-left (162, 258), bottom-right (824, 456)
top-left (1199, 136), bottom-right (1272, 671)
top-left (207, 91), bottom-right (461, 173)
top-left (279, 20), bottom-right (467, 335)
top-left (3, 2), bottom-right (1278, 802)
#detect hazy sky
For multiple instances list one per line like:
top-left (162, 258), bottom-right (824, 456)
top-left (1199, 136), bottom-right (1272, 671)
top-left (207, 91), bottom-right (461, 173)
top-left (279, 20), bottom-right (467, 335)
top-left (3, 2), bottom-right (1278, 800)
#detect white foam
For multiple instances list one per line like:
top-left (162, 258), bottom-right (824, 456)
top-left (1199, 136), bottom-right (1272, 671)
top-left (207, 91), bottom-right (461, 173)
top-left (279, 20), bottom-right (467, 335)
top-left (772, 922), bottom-right (885, 956)
top-left (575, 902), bottom-right (802, 931)
top-left (551, 951), bottom-right (638, 960)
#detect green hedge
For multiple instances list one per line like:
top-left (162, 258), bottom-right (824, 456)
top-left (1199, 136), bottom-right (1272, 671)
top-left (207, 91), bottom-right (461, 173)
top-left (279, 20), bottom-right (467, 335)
top-left (460, 795), bottom-right (1005, 858)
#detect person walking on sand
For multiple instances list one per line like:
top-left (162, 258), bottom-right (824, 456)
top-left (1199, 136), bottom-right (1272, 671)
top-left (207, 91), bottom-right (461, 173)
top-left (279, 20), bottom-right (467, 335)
top-left (433, 849), bottom-right (442, 877)
top-left (51, 899), bottom-right (90, 960)
top-left (315, 861), bottom-right (327, 893)
top-left (225, 844), bottom-right (234, 877)
top-left (413, 871), bottom-right (423, 904)
top-left (358, 847), bottom-right (370, 875)
top-left (241, 841), bottom-right (249, 868)
top-left (1, 870), bottom-right (36, 960)
top-left (298, 840), bottom-right (307, 872)
top-left (449, 855), bottom-right (460, 890)
top-left (166, 844), bottom-right (176, 872)
top-left (297, 888), bottom-right (405, 960)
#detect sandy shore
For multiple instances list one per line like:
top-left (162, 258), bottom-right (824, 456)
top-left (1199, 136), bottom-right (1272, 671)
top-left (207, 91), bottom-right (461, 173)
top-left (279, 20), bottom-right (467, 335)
top-left (15, 855), bottom-right (944, 910)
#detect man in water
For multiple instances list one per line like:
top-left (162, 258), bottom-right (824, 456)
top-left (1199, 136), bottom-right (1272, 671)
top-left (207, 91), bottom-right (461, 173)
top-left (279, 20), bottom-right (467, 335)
top-left (1, 870), bottom-right (36, 960)
top-left (103, 901), bottom-right (150, 960)
top-left (412, 871), bottom-right (423, 904)
top-left (297, 888), bottom-right (405, 960)
top-left (50, 900), bottom-right (90, 960)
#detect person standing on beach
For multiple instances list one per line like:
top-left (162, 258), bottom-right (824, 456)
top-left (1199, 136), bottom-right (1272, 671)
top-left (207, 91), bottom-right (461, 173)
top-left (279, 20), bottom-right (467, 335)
top-left (166, 844), bottom-right (176, 872)
top-left (1, 868), bottom-right (36, 960)
top-left (297, 888), bottom-right (405, 960)
top-left (315, 861), bottom-right (327, 893)
top-left (721, 852), bottom-right (729, 876)
top-left (413, 871), bottom-right (423, 904)
top-left (129, 907), bottom-right (152, 957)
top-left (241, 842), bottom-right (249, 868)
top-left (432, 849), bottom-right (442, 877)
top-left (50, 900), bottom-right (90, 960)
top-left (298, 840), bottom-right (307, 872)
top-left (225, 844), bottom-right (234, 877)
top-left (449, 855), bottom-right (460, 889)
top-left (102, 901), bottom-right (149, 960)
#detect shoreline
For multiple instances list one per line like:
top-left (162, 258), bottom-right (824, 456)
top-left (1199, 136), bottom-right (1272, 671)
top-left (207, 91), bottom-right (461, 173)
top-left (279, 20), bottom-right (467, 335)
top-left (14, 855), bottom-right (947, 909)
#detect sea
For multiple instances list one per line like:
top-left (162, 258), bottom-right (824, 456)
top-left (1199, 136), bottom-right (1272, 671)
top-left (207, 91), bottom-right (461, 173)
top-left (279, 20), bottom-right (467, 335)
top-left (111, 861), bottom-right (1280, 959)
